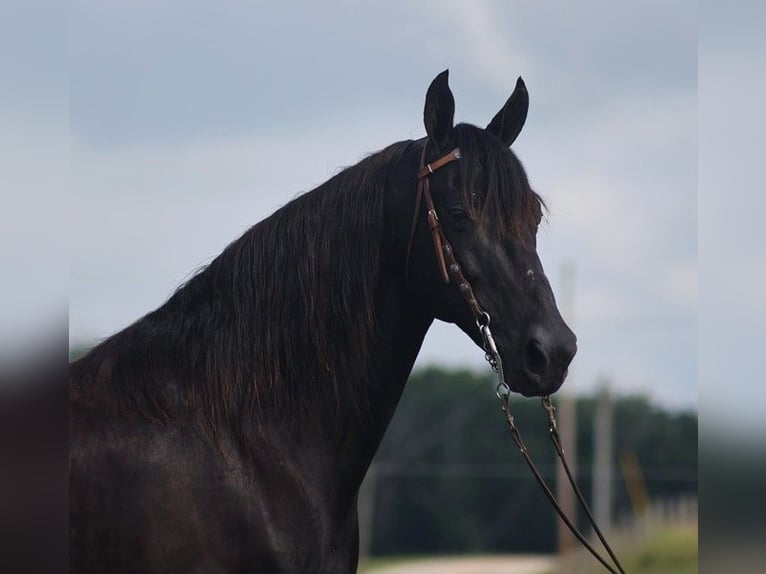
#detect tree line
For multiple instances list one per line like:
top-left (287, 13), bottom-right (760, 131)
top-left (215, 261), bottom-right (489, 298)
top-left (368, 367), bottom-right (697, 555)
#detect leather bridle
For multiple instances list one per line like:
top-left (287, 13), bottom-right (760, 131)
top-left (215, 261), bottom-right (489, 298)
top-left (406, 143), bottom-right (482, 319)
top-left (409, 141), bottom-right (626, 574)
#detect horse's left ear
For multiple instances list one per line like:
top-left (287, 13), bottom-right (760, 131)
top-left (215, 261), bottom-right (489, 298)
top-left (424, 70), bottom-right (455, 152)
top-left (486, 77), bottom-right (529, 147)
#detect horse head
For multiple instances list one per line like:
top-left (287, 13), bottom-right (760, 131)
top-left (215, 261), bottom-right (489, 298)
top-left (399, 70), bottom-right (576, 397)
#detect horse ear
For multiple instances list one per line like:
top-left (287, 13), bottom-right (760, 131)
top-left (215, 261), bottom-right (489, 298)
top-left (486, 77), bottom-right (529, 146)
top-left (424, 70), bottom-right (455, 151)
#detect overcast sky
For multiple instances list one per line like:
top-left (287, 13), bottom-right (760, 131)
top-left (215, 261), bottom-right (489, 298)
top-left (0, 1), bottom-right (716, 411)
top-left (60, 0), bottom-right (701, 409)
top-left (698, 2), bottom-right (766, 435)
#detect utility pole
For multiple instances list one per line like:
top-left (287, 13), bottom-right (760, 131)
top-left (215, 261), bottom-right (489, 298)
top-left (592, 379), bottom-right (614, 534)
top-left (556, 263), bottom-right (577, 558)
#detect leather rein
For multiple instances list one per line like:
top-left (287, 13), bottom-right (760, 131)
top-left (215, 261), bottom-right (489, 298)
top-left (408, 142), bottom-right (626, 574)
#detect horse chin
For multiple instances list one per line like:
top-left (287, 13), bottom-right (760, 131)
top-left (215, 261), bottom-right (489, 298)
top-left (515, 378), bottom-right (562, 398)
top-left (508, 364), bottom-right (568, 398)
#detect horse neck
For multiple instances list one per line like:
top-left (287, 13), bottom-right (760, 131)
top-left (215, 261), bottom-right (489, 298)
top-left (242, 252), bottom-right (433, 522)
top-left (307, 164), bottom-right (434, 494)
top-left (297, 157), bottom-right (434, 506)
top-left (301, 277), bottom-right (433, 515)
top-left (361, 278), bottom-right (434, 445)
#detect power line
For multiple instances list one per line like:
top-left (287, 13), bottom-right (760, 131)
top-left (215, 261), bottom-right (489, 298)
top-left (373, 461), bottom-right (697, 482)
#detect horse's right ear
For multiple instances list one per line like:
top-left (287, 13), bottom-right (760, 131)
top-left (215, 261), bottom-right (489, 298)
top-left (424, 70), bottom-right (455, 152)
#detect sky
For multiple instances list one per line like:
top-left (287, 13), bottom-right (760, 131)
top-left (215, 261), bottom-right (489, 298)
top-left (0, 1), bottom-right (713, 412)
top-left (698, 2), bottom-right (766, 435)
top-left (61, 0), bottom-right (701, 410)
top-left (0, 1), bottom-right (68, 361)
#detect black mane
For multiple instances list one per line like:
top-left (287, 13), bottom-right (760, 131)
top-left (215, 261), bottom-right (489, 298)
top-left (72, 140), bottom-right (413, 431)
top-left (71, 127), bottom-right (543, 434)
top-left (453, 123), bottom-right (545, 244)
top-left (69, 73), bottom-right (579, 574)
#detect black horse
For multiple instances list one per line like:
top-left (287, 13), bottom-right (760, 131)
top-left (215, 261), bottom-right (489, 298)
top-left (70, 70), bottom-right (576, 573)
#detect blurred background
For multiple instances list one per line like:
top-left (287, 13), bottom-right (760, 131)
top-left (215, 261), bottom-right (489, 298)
top-left (65, 3), bottom-right (698, 570)
top-left (67, 1), bottom-right (698, 411)
top-left (8, 0), bottom-right (766, 572)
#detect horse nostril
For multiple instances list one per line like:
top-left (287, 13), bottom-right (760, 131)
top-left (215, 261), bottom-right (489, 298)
top-left (524, 338), bottom-right (549, 380)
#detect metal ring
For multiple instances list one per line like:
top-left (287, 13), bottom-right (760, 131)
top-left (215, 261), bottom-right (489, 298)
top-left (476, 311), bottom-right (491, 328)
top-left (495, 381), bottom-right (510, 399)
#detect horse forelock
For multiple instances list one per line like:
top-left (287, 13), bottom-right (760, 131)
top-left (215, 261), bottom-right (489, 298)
top-left (453, 123), bottom-right (545, 246)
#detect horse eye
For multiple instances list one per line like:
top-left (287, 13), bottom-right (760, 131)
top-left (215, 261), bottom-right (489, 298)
top-left (448, 207), bottom-right (470, 224)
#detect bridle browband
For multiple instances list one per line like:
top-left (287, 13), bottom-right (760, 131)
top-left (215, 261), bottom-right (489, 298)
top-left (409, 141), bottom-right (626, 574)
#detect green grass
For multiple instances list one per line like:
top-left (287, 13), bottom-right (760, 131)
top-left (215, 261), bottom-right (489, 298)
top-left (360, 526), bottom-right (698, 574)
top-left (626, 526), bottom-right (697, 574)
top-left (359, 556), bottom-right (429, 572)
top-left (580, 525), bottom-right (698, 574)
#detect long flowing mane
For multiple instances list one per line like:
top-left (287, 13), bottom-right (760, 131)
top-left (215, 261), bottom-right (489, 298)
top-left (71, 126), bottom-right (543, 434)
top-left (71, 141), bottom-right (413, 431)
top-left (69, 72), bottom-right (589, 574)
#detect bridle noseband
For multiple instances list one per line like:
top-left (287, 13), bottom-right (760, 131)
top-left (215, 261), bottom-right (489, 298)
top-left (407, 141), bottom-right (626, 574)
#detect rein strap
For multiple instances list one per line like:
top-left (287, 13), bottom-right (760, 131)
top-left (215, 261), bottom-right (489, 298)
top-left (410, 140), bottom-right (625, 574)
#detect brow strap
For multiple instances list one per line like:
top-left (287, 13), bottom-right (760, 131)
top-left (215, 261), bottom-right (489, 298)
top-left (417, 148), bottom-right (462, 179)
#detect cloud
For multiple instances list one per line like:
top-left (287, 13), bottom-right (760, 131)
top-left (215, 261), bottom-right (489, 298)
top-left (70, 110), bottom-right (418, 341)
top-left (0, 110), bottom-right (67, 358)
top-left (664, 261), bottom-right (698, 310)
top-left (697, 1), bottom-right (766, 431)
top-left (422, 0), bottom-right (531, 95)
top-left (65, 1), bottom-right (699, 411)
